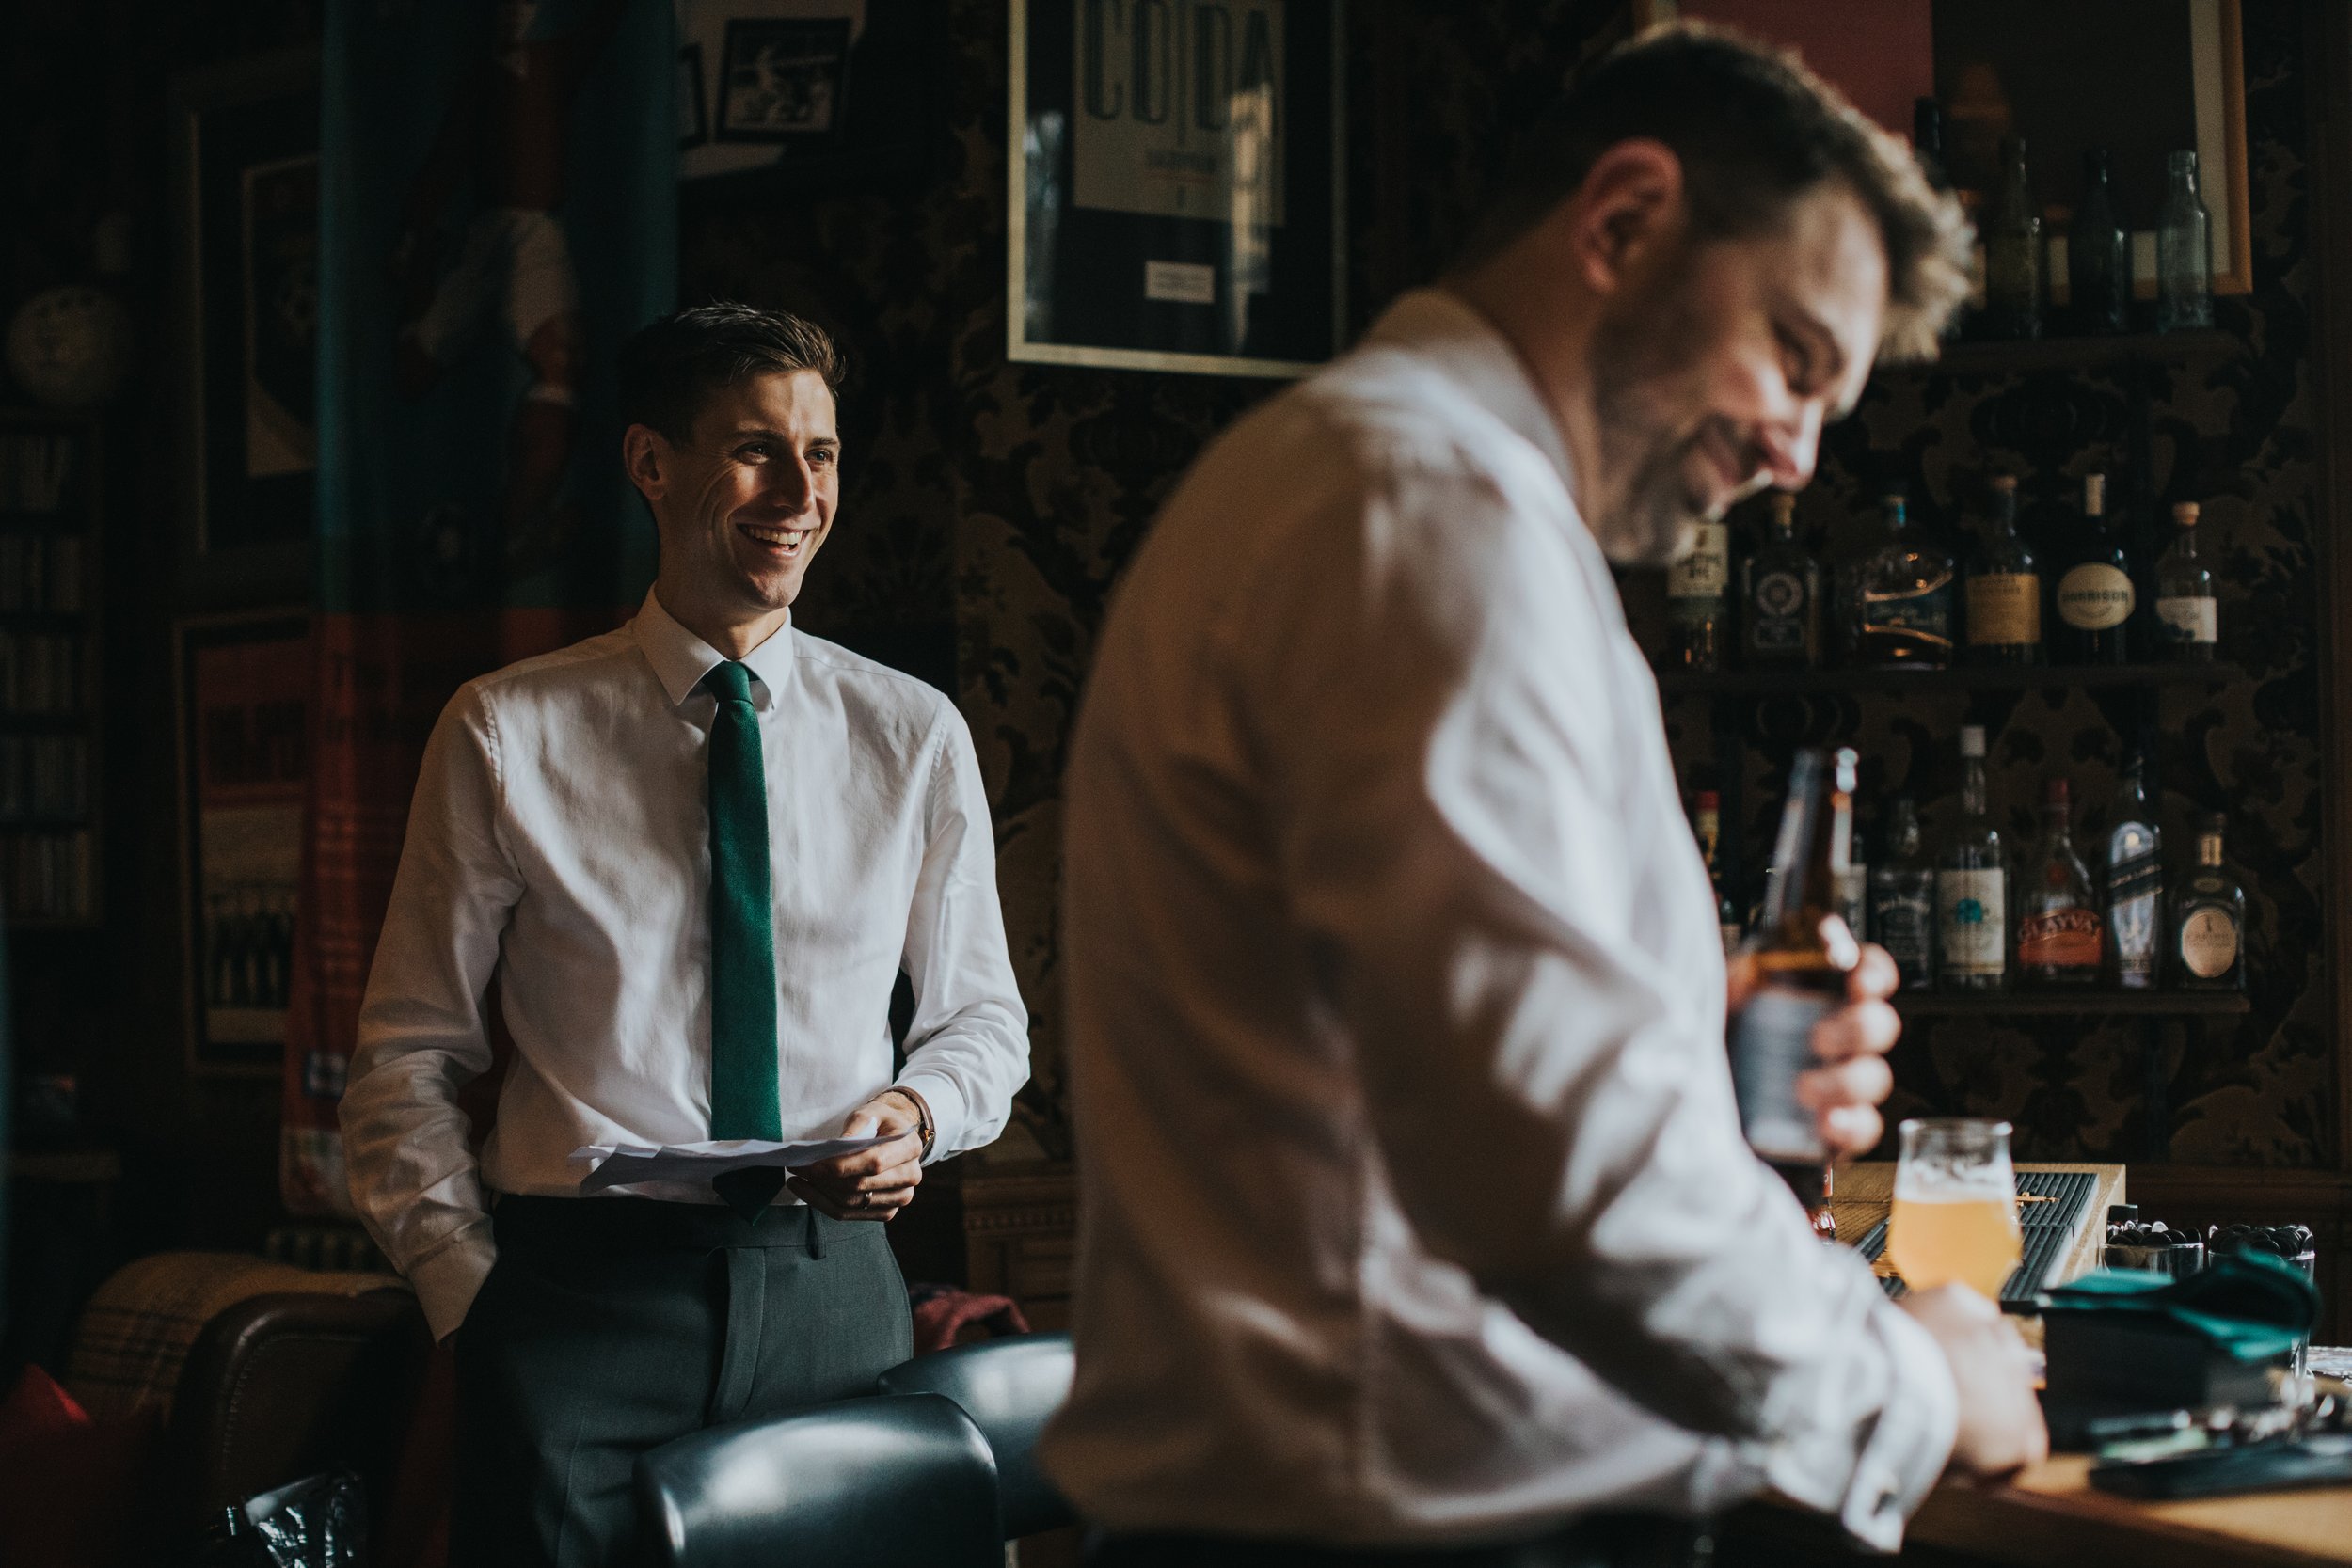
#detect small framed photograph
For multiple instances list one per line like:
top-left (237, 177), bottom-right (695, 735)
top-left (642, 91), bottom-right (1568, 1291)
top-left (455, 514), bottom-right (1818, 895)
top-left (680, 41), bottom-right (710, 150)
top-left (176, 611), bottom-right (311, 1077)
top-left (1009, 0), bottom-right (1349, 378)
top-left (717, 17), bottom-right (852, 143)
top-left (169, 49), bottom-right (320, 599)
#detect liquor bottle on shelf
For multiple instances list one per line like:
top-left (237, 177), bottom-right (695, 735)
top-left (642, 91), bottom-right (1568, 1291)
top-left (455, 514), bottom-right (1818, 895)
top-left (1868, 795), bottom-right (1937, 990)
top-left (1664, 515), bottom-right (1729, 673)
top-left (2069, 149), bottom-right (2130, 336)
top-left (2054, 474), bottom-right (2136, 665)
top-left (1854, 492), bottom-right (1955, 669)
top-left (2157, 150), bottom-right (2215, 333)
top-left (2105, 754), bottom-right (2163, 990)
top-left (2154, 500), bottom-right (2218, 662)
top-left (2172, 813), bottom-right (2246, 990)
top-left (1740, 491), bottom-right (1820, 669)
top-left (1982, 135), bottom-right (2043, 340)
top-left (2016, 778), bottom-right (2105, 986)
top-left (1727, 746), bottom-right (1857, 1242)
top-left (1938, 725), bottom-right (2008, 991)
top-left (1692, 789), bottom-right (1742, 957)
top-left (1963, 474), bottom-right (2042, 666)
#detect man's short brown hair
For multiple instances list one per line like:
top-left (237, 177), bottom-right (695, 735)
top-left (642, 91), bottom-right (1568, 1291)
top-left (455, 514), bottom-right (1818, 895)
top-left (617, 303), bottom-right (845, 443)
top-left (1456, 22), bottom-right (1970, 360)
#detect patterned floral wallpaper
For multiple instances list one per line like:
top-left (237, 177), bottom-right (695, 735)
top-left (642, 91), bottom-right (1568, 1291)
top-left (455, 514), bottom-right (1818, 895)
top-left (685, 1), bottom-right (2328, 1170)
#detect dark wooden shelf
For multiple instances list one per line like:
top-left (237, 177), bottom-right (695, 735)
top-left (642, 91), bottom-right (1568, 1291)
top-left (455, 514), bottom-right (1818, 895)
top-left (1658, 661), bottom-right (2238, 697)
top-left (1893, 990), bottom-right (2249, 1017)
top-left (1873, 328), bottom-right (2237, 379)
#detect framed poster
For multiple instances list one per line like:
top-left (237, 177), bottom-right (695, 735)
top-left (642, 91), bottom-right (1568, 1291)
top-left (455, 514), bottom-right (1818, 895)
top-left (169, 49), bottom-right (321, 597)
top-left (1645, 0), bottom-right (2251, 295)
top-left (176, 612), bottom-right (311, 1077)
top-left (679, 1), bottom-right (934, 190)
top-left (1009, 0), bottom-right (1347, 377)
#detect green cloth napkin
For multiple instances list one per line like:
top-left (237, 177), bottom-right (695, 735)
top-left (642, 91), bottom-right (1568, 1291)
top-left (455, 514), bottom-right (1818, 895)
top-left (2044, 1252), bottom-right (2318, 1364)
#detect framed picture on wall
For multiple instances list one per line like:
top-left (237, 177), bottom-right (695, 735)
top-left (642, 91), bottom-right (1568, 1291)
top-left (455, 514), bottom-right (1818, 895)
top-left (169, 48), bottom-right (320, 601)
top-left (1645, 0), bottom-right (2252, 294)
top-left (175, 611), bottom-right (311, 1078)
top-left (679, 1), bottom-right (934, 191)
top-left (1009, 0), bottom-right (1348, 377)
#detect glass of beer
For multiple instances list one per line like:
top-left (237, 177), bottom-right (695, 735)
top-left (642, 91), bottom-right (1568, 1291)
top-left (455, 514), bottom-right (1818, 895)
top-left (1888, 1118), bottom-right (2022, 1301)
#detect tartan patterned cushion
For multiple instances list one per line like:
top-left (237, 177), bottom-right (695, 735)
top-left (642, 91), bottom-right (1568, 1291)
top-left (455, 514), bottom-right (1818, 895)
top-left (64, 1250), bottom-right (406, 1422)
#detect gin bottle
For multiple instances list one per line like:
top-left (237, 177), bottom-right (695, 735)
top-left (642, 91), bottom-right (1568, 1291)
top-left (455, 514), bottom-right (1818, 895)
top-left (1740, 491), bottom-right (1820, 669)
top-left (2172, 815), bottom-right (2246, 990)
top-left (2153, 501), bottom-right (2217, 662)
top-left (2105, 755), bottom-right (2163, 990)
top-left (1855, 493), bottom-right (1955, 670)
top-left (1868, 795), bottom-right (1937, 990)
top-left (1937, 726), bottom-right (2007, 990)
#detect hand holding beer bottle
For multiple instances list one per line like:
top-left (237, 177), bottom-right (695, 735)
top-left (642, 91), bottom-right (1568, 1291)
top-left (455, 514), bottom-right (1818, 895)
top-left (1726, 748), bottom-right (1902, 1233)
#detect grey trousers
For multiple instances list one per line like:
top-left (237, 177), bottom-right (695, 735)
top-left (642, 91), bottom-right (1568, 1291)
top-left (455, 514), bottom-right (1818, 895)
top-left (452, 1194), bottom-right (914, 1568)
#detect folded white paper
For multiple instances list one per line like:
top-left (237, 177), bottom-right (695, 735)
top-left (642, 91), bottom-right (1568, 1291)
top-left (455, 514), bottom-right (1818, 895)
top-left (567, 1132), bottom-right (901, 1194)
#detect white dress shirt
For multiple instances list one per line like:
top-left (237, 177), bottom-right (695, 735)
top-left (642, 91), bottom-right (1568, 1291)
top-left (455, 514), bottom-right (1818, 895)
top-left (341, 591), bottom-right (1029, 1340)
top-left (1041, 290), bottom-right (1956, 1552)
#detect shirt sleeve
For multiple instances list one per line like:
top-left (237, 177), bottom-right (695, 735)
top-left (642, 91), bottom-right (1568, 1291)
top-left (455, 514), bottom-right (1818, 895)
top-left (893, 701), bottom-right (1031, 1158)
top-left (1246, 459), bottom-right (1955, 1546)
top-left (338, 685), bottom-right (522, 1341)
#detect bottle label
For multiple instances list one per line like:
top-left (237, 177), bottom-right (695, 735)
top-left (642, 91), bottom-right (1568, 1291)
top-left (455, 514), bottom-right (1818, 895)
top-left (2108, 839), bottom-right (2163, 987)
top-left (2180, 907), bottom-right (2240, 979)
top-left (1871, 885), bottom-right (1935, 980)
top-left (1747, 570), bottom-right (1810, 652)
top-left (1964, 573), bottom-right (2042, 645)
top-left (2057, 563), bottom-right (2136, 630)
top-left (1667, 523), bottom-right (1729, 602)
top-left (2018, 907), bottom-right (2106, 969)
top-left (1861, 585), bottom-right (1953, 640)
top-left (1728, 985), bottom-right (1833, 1163)
top-left (1938, 868), bottom-right (2006, 974)
top-left (1836, 865), bottom-right (1868, 942)
top-left (2156, 595), bottom-right (2217, 644)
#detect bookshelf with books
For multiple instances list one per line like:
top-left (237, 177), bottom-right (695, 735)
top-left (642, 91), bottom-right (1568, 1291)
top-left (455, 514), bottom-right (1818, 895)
top-left (0, 409), bottom-right (103, 927)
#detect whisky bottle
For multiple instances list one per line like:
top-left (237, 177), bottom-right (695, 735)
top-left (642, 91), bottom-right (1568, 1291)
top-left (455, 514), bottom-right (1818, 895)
top-left (1983, 135), bottom-right (2043, 340)
top-left (2016, 778), bottom-right (2105, 986)
top-left (2105, 754), bottom-right (2163, 990)
top-left (2172, 814), bottom-right (2245, 990)
top-left (1937, 725), bottom-right (2008, 990)
top-left (1728, 746), bottom-right (1858, 1237)
top-left (1868, 795), bottom-right (1937, 990)
top-left (2153, 501), bottom-right (2218, 662)
top-left (1855, 492), bottom-right (1956, 669)
top-left (1740, 491), bottom-right (1820, 668)
top-left (2054, 474), bottom-right (2135, 665)
top-left (1692, 788), bottom-right (1741, 957)
top-left (2069, 149), bottom-right (2129, 336)
top-left (1665, 518), bottom-right (1729, 673)
top-left (1963, 474), bottom-right (2042, 665)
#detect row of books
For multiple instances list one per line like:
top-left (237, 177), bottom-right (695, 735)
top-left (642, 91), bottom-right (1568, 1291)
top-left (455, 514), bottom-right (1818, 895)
top-left (0, 735), bottom-right (90, 821)
top-left (0, 531), bottom-right (87, 615)
top-left (0, 432), bottom-right (79, 515)
top-left (0, 829), bottom-right (95, 923)
top-left (0, 630), bottom-right (89, 715)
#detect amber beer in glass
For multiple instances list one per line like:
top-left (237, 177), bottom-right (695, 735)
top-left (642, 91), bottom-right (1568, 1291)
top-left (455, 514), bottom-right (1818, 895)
top-left (1889, 1118), bottom-right (2023, 1300)
top-left (1728, 747), bottom-right (1861, 1235)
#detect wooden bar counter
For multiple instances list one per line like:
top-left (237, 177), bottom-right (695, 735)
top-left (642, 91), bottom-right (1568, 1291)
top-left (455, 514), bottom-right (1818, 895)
top-left (1729, 1163), bottom-right (2352, 1567)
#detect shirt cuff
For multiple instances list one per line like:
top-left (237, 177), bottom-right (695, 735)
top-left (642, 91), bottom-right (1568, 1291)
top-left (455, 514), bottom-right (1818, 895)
top-left (407, 1222), bottom-right (498, 1342)
top-left (1836, 1298), bottom-right (1961, 1551)
top-left (893, 1069), bottom-right (968, 1162)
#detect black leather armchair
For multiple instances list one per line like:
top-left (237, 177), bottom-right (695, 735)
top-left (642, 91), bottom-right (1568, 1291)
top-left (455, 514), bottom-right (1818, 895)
top-left (635, 1391), bottom-right (1003, 1568)
top-left (875, 1330), bottom-right (1075, 1538)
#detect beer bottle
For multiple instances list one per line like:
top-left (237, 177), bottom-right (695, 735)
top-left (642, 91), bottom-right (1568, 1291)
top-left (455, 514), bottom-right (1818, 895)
top-left (1728, 746), bottom-right (1862, 1240)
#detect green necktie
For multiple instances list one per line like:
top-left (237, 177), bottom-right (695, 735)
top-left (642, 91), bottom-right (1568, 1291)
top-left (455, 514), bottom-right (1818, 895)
top-left (703, 660), bottom-right (784, 1217)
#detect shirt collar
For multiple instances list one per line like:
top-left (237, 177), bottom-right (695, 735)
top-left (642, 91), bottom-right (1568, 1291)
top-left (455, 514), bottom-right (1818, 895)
top-left (628, 588), bottom-right (796, 711)
top-left (1359, 287), bottom-right (1578, 498)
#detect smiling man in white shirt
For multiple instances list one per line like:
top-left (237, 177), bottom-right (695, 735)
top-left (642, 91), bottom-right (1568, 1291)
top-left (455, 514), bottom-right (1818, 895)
top-left (1048, 25), bottom-right (2045, 1568)
top-left (340, 305), bottom-right (1028, 1568)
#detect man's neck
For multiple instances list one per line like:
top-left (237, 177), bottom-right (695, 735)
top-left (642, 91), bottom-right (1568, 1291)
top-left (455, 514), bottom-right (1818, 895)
top-left (1448, 260), bottom-right (1608, 525)
top-left (654, 578), bottom-right (789, 661)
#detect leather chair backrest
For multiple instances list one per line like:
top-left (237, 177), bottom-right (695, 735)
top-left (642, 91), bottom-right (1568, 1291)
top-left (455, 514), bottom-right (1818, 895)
top-left (635, 1391), bottom-right (1002, 1568)
top-left (874, 1331), bottom-right (1074, 1538)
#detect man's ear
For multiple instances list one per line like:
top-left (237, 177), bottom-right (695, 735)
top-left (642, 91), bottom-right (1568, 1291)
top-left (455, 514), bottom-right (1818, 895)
top-left (622, 422), bottom-right (667, 505)
top-left (1560, 138), bottom-right (1686, 297)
